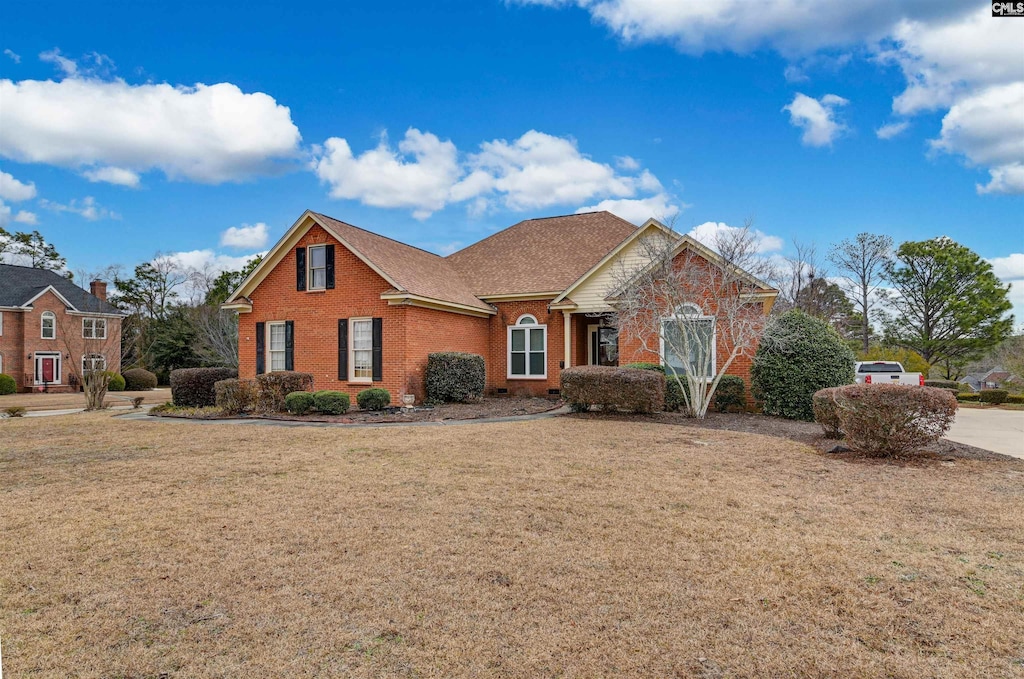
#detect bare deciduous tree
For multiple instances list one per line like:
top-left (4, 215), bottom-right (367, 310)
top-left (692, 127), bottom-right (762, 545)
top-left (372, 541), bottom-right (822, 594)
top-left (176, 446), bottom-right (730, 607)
top-left (610, 220), bottom-right (777, 419)
top-left (192, 305), bottom-right (239, 368)
top-left (56, 314), bottom-right (122, 411)
top-left (828, 233), bottom-right (893, 353)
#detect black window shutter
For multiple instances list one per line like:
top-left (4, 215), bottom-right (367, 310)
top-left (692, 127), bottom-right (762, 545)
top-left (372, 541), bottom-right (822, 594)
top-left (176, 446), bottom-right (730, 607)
top-left (296, 247), bottom-right (306, 291)
top-left (325, 244), bottom-right (335, 290)
top-left (372, 317), bottom-right (383, 382)
top-left (255, 322), bottom-right (265, 375)
top-left (338, 319), bottom-right (348, 381)
top-left (285, 321), bottom-right (294, 371)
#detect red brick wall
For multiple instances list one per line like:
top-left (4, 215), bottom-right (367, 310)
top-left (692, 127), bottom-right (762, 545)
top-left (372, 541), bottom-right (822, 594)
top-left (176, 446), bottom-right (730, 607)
top-left (2, 290), bottom-right (122, 392)
top-left (240, 224), bottom-right (490, 403)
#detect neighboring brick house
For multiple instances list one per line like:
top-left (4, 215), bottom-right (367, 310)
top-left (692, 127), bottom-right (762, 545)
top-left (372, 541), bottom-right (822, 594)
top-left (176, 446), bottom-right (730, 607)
top-left (0, 264), bottom-right (124, 393)
top-left (223, 210), bottom-right (778, 402)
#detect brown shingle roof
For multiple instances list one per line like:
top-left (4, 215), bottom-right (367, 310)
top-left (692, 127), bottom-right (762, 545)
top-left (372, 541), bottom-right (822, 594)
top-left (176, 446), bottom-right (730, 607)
top-left (445, 212), bottom-right (638, 296)
top-left (312, 212), bottom-right (493, 311)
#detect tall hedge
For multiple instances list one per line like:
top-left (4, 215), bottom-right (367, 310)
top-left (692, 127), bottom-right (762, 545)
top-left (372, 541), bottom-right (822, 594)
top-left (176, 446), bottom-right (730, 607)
top-left (170, 367), bottom-right (238, 407)
top-left (561, 366), bottom-right (665, 414)
top-left (425, 352), bottom-right (485, 403)
top-left (751, 310), bottom-right (855, 421)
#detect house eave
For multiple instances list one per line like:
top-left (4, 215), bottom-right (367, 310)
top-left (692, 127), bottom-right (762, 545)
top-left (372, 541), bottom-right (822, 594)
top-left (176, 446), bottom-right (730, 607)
top-left (380, 292), bottom-right (496, 317)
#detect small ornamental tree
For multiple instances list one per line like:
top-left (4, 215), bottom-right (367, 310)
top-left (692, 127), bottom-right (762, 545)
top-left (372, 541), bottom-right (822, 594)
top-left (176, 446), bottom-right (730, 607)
top-left (751, 309), bottom-right (856, 421)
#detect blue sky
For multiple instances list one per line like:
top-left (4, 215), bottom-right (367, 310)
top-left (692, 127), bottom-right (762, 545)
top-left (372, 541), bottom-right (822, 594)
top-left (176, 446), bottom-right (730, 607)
top-left (1, 0), bottom-right (1022, 319)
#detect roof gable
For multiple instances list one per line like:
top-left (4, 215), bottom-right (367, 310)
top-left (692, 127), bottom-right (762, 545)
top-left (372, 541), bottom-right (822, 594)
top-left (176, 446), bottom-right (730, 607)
top-left (0, 264), bottom-right (122, 314)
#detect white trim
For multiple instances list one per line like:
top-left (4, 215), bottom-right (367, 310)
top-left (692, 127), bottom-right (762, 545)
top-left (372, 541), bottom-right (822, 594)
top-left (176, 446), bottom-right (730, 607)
top-left (515, 313), bottom-right (538, 325)
top-left (381, 292), bottom-right (495, 317)
top-left (22, 285), bottom-right (78, 310)
top-left (82, 317), bottom-right (107, 339)
top-left (33, 352), bottom-right (62, 385)
top-left (562, 310), bottom-right (572, 369)
top-left (0, 310), bottom-right (3, 336)
top-left (0, 352), bottom-right (3, 375)
top-left (266, 321), bottom-right (287, 373)
top-left (507, 317), bottom-right (547, 380)
top-left (348, 317), bottom-right (373, 383)
top-left (40, 311), bottom-right (56, 340)
top-left (478, 291), bottom-right (562, 302)
top-left (307, 243), bottom-right (327, 291)
top-left (65, 310), bottom-right (125, 318)
top-left (586, 323), bottom-right (620, 366)
top-left (659, 308), bottom-right (716, 381)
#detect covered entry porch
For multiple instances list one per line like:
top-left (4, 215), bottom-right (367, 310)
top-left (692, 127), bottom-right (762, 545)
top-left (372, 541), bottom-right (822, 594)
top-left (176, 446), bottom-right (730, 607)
top-left (559, 310), bottom-right (621, 368)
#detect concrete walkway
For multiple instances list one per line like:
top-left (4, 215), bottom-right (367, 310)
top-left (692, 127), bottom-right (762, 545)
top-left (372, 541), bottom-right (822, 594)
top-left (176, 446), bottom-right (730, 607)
top-left (946, 408), bottom-right (1024, 459)
top-left (20, 404), bottom-right (154, 418)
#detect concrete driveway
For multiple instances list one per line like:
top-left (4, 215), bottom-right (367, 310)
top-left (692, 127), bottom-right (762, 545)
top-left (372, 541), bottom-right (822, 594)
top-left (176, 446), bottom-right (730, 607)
top-left (946, 407), bottom-right (1024, 459)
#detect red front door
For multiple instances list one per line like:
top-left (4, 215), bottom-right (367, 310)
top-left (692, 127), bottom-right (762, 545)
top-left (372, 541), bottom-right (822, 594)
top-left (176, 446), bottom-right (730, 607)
top-left (41, 357), bottom-right (55, 382)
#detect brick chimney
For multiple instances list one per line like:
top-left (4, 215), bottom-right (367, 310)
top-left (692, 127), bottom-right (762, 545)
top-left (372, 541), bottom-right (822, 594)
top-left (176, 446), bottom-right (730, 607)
top-left (89, 280), bottom-right (107, 301)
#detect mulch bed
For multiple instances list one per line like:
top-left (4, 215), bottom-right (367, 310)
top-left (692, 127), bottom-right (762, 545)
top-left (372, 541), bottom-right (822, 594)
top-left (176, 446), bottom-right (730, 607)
top-left (562, 410), bottom-right (1020, 464)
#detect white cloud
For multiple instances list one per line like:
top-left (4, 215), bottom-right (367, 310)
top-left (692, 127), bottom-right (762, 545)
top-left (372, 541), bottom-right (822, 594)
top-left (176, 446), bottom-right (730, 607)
top-left (3, 49), bottom-right (20, 64)
top-left (989, 253), bottom-right (1024, 281)
top-left (39, 48), bottom-right (77, 76)
top-left (220, 222), bottom-right (270, 249)
top-left (0, 77), bottom-right (301, 184)
top-left (0, 170), bottom-right (37, 201)
top-left (615, 155), bottom-right (640, 170)
top-left (876, 121), bottom-right (910, 140)
top-left (576, 193), bottom-right (682, 225)
top-left (314, 129), bottom-right (462, 220)
top-left (687, 221), bottom-right (784, 254)
top-left (512, 3), bottom-right (1024, 194)
top-left (0, 202), bottom-right (38, 228)
top-left (977, 163), bottom-right (1024, 196)
top-left (160, 249), bottom-right (260, 274)
top-left (82, 166), bottom-right (141, 187)
top-left (39, 195), bottom-right (118, 221)
top-left (783, 93), bottom-right (849, 147)
top-left (314, 127), bottom-right (677, 219)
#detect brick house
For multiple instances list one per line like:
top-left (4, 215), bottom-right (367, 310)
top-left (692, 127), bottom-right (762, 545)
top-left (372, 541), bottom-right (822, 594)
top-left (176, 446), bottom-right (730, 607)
top-left (223, 210), bottom-right (778, 402)
top-left (0, 264), bottom-right (124, 393)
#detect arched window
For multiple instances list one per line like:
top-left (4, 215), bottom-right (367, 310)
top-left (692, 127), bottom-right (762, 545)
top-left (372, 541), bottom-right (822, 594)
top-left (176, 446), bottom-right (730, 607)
top-left (661, 305), bottom-right (715, 379)
top-left (508, 314), bottom-right (546, 378)
top-left (41, 311), bottom-right (56, 339)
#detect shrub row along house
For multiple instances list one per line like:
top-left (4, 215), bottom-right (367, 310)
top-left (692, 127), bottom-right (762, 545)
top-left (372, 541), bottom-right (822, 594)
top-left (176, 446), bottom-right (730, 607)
top-left (0, 264), bottom-right (124, 392)
top-left (222, 210), bottom-right (778, 402)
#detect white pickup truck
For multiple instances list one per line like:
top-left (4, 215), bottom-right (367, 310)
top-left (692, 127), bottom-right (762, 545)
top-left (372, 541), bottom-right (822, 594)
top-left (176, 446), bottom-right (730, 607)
top-left (854, 361), bottom-right (925, 386)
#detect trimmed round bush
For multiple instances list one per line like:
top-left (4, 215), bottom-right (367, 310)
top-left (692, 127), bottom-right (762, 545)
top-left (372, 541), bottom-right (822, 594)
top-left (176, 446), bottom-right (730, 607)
top-left (0, 374), bottom-right (16, 395)
top-left (831, 384), bottom-right (957, 456)
top-left (979, 389), bottom-right (1008, 405)
top-left (561, 365), bottom-right (665, 414)
top-left (713, 375), bottom-right (746, 413)
top-left (425, 352), bottom-right (485, 403)
top-left (751, 310), bottom-right (856, 421)
top-left (284, 391), bottom-right (315, 415)
top-left (122, 368), bottom-right (158, 391)
top-left (214, 378), bottom-right (257, 415)
top-left (957, 392), bottom-right (980, 402)
top-left (254, 371), bottom-right (314, 412)
top-left (812, 387), bottom-right (844, 439)
top-left (313, 390), bottom-right (350, 415)
top-left (171, 367), bottom-right (238, 407)
top-left (357, 387), bottom-right (391, 411)
top-left (625, 363), bottom-right (683, 411)
top-left (106, 372), bottom-right (126, 391)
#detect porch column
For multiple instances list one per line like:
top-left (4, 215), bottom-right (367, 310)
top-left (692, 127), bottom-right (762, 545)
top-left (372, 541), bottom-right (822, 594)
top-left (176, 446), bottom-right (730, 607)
top-left (562, 310), bottom-right (572, 368)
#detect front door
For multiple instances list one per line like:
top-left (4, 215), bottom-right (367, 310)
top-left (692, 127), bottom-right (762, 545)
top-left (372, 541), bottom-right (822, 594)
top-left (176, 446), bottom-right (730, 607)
top-left (587, 325), bottom-right (619, 366)
top-left (35, 354), bottom-right (61, 385)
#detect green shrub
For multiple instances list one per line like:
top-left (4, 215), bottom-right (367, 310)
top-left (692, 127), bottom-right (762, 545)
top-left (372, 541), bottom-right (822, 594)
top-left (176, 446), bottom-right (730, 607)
top-left (751, 310), bottom-right (856, 421)
top-left (924, 379), bottom-right (960, 390)
top-left (107, 372), bottom-right (126, 391)
top-left (284, 391), bottom-right (315, 415)
top-left (254, 371), bottom-right (314, 412)
top-left (1006, 394), bottom-right (1024, 404)
top-left (0, 374), bottom-right (16, 395)
top-left (561, 365), bottom-right (665, 414)
top-left (357, 387), bottom-right (391, 411)
top-left (624, 363), bottom-right (683, 411)
top-left (425, 352), bottom-right (486, 403)
top-left (832, 384), bottom-right (957, 456)
top-left (812, 387), bottom-right (844, 439)
top-left (214, 378), bottom-right (257, 415)
top-left (957, 392), bottom-right (980, 402)
top-left (122, 368), bottom-right (158, 391)
top-left (4, 406), bottom-right (26, 417)
top-left (170, 367), bottom-right (238, 407)
top-left (313, 390), bottom-right (350, 415)
top-left (713, 375), bottom-right (746, 413)
top-left (979, 389), bottom-right (1008, 405)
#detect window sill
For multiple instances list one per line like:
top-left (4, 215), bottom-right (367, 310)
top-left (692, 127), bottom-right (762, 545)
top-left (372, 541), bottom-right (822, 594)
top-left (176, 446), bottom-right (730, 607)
top-left (506, 376), bottom-right (548, 381)
top-left (305, 288), bottom-right (327, 294)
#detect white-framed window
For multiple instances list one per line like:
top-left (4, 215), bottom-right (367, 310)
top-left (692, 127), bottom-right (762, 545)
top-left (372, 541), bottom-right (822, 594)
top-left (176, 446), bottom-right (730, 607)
top-left (0, 311), bottom-right (4, 336)
top-left (82, 317), bottom-right (107, 339)
top-left (350, 318), bottom-right (373, 381)
top-left (267, 322), bottom-right (287, 372)
top-left (0, 353), bottom-right (4, 374)
top-left (308, 245), bottom-right (327, 290)
top-left (82, 353), bottom-right (106, 374)
top-left (41, 311), bottom-right (56, 339)
top-left (34, 352), bottom-right (62, 385)
top-left (660, 304), bottom-right (716, 379)
top-left (508, 314), bottom-right (547, 379)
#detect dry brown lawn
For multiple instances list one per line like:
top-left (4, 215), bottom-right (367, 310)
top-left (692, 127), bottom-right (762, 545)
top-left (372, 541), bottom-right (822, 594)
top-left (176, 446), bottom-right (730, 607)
top-left (1, 388), bottom-right (170, 411)
top-left (2, 413), bottom-right (1022, 678)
